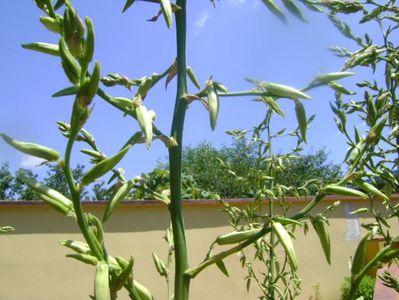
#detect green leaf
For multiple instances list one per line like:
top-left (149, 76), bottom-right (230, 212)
top-left (272, 222), bottom-right (298, 270)
top-left (52, 86), bottom-right (78, 97)
top-left (261, 0), bottom-right (287, 23)
top-left (152, 253), bottom-right (168, 277)
top-left (282, 0), bottom-right (307, 23)
top-left (328, 14), bottom-right (362, 46)
top-left (66, 253), bottom-right (99, 266)
top-left (261, 97), bottom-right (285, 117)
top-left (311, 215), bottom-right (331, 264)
top-left (135, 104), bottom-right (154, 148)
top-left (355, 181), bottom-right (389, 202)
top-left (103, 180), bottom-right (135, 223)
top-left (122, 0), bottom-right (135, 13)
top-left (187, 66), bottom-right (201, 89)
top-left (60, 240), bottom-right (91, 254)
top-left (216, 260), bottom-right (230, 277)
top-left (294, 99), bottom-right (307, 143)
top-left (207, 85), bottom-right (220, 131)
top-left (1, 133), bottom-right (60, 162)
top-left (0, 226), bottom-right (14, 233)
top-left (160, 0), bottom-right (172, 28)
top-left (262, 82), bottom-right (311, 100)
top-left (328, 81), bottom-right (356, 95)
top-left (80, 145), bottom-right (131, 186)
top-left (132, 280), bottom-right (153, 300)
top-left (21, 42), bottom-right (59, 56)
top-left (314, 72), bottom-right (355, 84)
top-left (115, 257), bottom-right (134, 291)
top-left (324, 184), bottom-right (368, 199)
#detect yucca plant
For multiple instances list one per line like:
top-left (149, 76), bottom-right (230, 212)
top-left (326, 0), bottom-right (399, 298)
top-left (2, 0), bottom-right (393, 299)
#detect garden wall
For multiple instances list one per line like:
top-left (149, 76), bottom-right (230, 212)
top-left (1, 195), bottom-right (398, 300)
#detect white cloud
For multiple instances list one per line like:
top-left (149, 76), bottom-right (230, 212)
top-left (194, 10), bottom-right (210, 29)
top-left (20, 155), bottom-right (45, 169)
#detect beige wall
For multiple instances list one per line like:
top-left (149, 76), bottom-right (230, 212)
top-left (0, 197), bottom-right (397, 300)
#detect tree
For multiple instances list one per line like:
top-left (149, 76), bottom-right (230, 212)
top-left (0, 163), bottom-right (89, 200)
top-left (132, 167), bottom-right (219, 200)
top-left (182, 141), bottom-right (256, 198)
top-left (275, 149), bottom-right (342, 195)
top-left (0, 163), bottom-right (14, 200)
top-left (0, 163), bottom-right (38, 200)
top-left (180, 141), bottom-right (342, 198)
top-left (44, 163), bottom-right (90, 199)
top-left (13, 169), bottom-right (39, 200)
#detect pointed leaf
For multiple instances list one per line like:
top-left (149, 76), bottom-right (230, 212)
top-left (152, 253), bottom-right (168, 277)
top-left (60, 240), bottom-right (91, 255)
top-left (262, 82), bottom-right (311, 99)
top-left (261, 0), bottom-right (287, 23)
top-left (135, 104), bottom-right (154, 148)
top-left (294, 99), bottom-right (307, 143)
top-left (18, 174), bottom-right (74, 215)
top-left (216, 260), bottom-right (230, 277)
top-left (272, 222), bottom-right (298, 270)
top-left (351, 232), bottom-right (371, 275)
top-left (311, 215), bottom-right (331, 264)
top-left (355, 181), bottom-right (390, 202)
top-left (324, 184), bottom-right (368, 199)
top-left (160, 0), bottom-right (172, 28)
top-left (314, 72), bottom-right (355, 84)
top-left (207, 85), bottom-right (219, 131)
top-left (67, 253), bottom-right (99, 266)
top-left (187, 66), bottom-right (201, 89)
top-left (147, 10), bottom-right (162, 22)
top-left (132, 280), bottom-right (154, 300)
top-left (103, 180), bottom-right (135, 223)
top-left (1, 133), bottom-right (60, 161)
top-left (261, 96), bottom-right (285, 117)
top-left (52, 86), bottom-right (78, 97)
top-left (81, 145), bottom-right (131, 186)
top-left (22, 42), bottom-right (59, 56)
top-left (282, 0), bottom-right (307, 23)
top-left (116, 257), bottom-right (134, 291)
top-left (122, 0), bottom-right (135, 13)
top-left (328, 82), bottom-right (356, 95)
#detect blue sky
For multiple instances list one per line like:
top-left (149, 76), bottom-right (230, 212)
top-left (0, 1), bottom-right (376, 179)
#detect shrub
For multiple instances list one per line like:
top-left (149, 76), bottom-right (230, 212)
top-left (340, 276), bottom-right (375, 300)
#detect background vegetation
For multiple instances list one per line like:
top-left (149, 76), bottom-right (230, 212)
top-left (0, 142), bottom-right (341, 200)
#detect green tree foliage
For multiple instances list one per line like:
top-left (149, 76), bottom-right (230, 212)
top-left (182, 141), bottom-right (255, 198)
top-left (340, 276), bottom-right (375, 300)
top-left (0, 163), bottom-right (14, 200)
top-left (13, 169), bottom-right (38, 200)
top-left (0, 163), bottom-right (88, 200)
top-left (44, 164), bottom-right (89, 199)
top-left (275, 149), bottom-right (342, 195)
top-left (0, 162), bottom-right (38, 200)
top-left (91, 181), bottom-right (115, 201)
top-left (132, 167), bottom-right (218, 200)
top-left (141, 140), bottom-right (342, 199)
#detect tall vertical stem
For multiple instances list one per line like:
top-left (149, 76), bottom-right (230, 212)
top-left (64, 136), bottom-right (103, 259)
top-left (168, 1), bottom-right (190, 299)
top-left (266, 111), bottom-right (276, 299)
